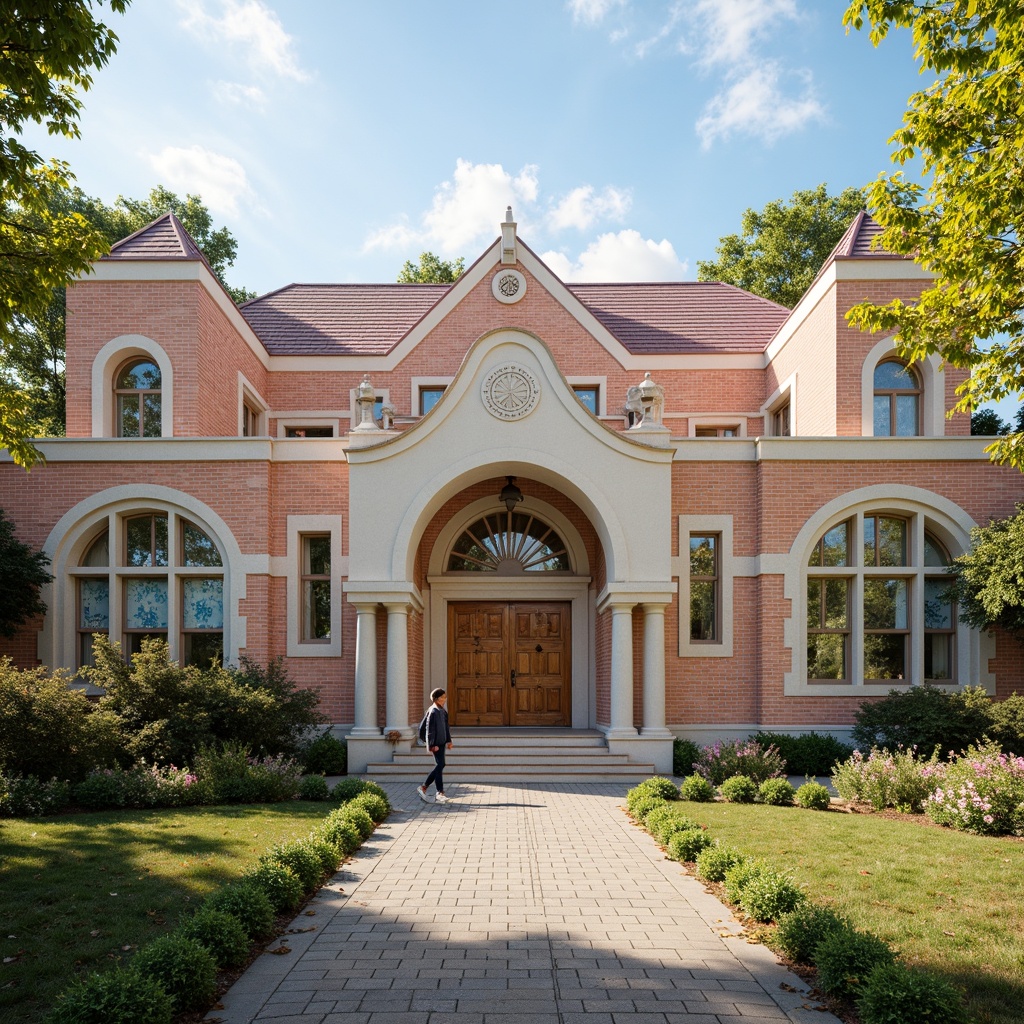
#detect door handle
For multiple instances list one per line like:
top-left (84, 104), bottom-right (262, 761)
top-left (510, 668), bottom-right (516, 687)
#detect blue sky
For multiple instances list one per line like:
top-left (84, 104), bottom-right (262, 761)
top-left (24, 0), bottom-right (1019, 419)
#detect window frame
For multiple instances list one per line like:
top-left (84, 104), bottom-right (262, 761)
top-left (678, 516), bottom-right (734, 658)
top-left (688, 533), bottom-right (720, 644)
top-left (285, 515), bottom-right (343, 658)
top-left (418, 386), bottom-right (446, 416)
top-left (872, 359), bottom-right (922, 437)
top-left (114, 357), bottom-right (163, 438)
top-left (300, 533), bottom-right (333, 642)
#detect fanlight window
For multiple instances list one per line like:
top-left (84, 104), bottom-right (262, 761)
top-left (447, 511), bottom-right (570, 574)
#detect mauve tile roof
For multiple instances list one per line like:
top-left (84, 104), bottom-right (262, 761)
top-left (103, 211), bottom-right (207, 262)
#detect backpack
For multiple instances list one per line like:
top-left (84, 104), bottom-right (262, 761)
top-left (418, 710), bottom-right (429, 743)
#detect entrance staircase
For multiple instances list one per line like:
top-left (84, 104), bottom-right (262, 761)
top-left (364, 729), bottom-right (657, 785)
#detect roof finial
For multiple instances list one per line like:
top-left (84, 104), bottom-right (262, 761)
top-left (504, 205), bottom-right (514, 224)
top-left (501, 207), bottom-right (517, 265)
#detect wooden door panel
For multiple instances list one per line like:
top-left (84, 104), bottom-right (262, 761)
top-left (449, 602), bottom-right (506, 726)
top-left (510, 602), bottom-right (570, 727)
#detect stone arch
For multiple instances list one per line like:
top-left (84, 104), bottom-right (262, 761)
top-left (91, 334), bottom-right (174, 438)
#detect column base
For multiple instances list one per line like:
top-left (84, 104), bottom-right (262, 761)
top-left (347, 726), bottom-right (384, 739)
top-left (607, 734), bottom-right (674, 775)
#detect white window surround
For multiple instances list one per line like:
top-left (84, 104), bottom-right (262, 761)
top-left (687, 417), bottom-right (747, 438)
top-left (286, 515), bottom-right (343, 658)
top-left (678, 515), bottom-right (734, 658)
top-left (91, 335), bottom-right (174, 438)
top-left (275, 417), bottom-right (340, 438)
top-left (348, 386), bottom-right (390, 426)
top-left (861, 338), bottom-right (945, 437)
top-left (781, 486), bottom-right (991, 697)
top-left (238, 372), bottom-right (268, 436)
top-left (411, 377), bottom-right (453, 416)
top-left (761, 372), bottom-right (797, 436)
top-left (565, 376), bottom-right (608, 417)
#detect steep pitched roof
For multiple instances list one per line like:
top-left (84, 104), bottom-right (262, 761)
top-left (102, 211), bottom-right (207, 262)
top-left (824, 210), bottom-right (896, 263)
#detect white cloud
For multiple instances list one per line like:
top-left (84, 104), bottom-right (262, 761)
top-left (541, 230), bottom-right (687, 282)
top-left (548, 185), bottom-right (631, 232)
top-left (145, 145), bottom-right (256, 217)
top-left (690, 0), bottom-right (797, 67)
top-left (177, 0), bottom-right (308, 81)
top-left (696, 62), bottom-right (825, 148)
top-left (213, 81), bottom-right (267, 108)
top-left (567, 0), bottom-right (625, 25)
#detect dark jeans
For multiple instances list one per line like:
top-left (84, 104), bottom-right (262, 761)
top-left (424, 748), bottom-right (445, 793)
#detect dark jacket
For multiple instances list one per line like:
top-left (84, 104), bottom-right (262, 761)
top-left (424, 704), bottom-right (451, 750)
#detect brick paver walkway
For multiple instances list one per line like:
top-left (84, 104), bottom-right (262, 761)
top-left (208, 782), bottom-right (839, 1024)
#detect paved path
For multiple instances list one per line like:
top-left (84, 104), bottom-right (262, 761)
top-left (208, 782), bottom-right (839, 1024)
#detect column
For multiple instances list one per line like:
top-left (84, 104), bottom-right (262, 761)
top-left (641, 603), bottom-right (672, 737)
top-left (384, 602), bottom-right (411, 735)
top-left (350, 602), bottom-right (380, 737)
top-left (608, 602), bottom-right (638, 738)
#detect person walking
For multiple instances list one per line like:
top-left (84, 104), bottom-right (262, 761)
top-left (417, 687), bottom-right (453, 804)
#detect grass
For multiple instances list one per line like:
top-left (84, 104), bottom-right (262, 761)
top-left (0, 802), bottom-right (332, 1024)
top-left (675, 801), bottom-right (1024, 1024)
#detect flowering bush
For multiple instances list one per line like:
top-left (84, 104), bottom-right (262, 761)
top-left (831, 746), bottom-right (938, 812)
top-left (926, 741), bottom-right (1024, 836)
top-left (73, 763), bottom-right (204, 810)
top-left (694, 739), bottom-right (786, 785)
top-left (0, 773), bottom-right (70, 816)
top-left (193, 742), bottom-right (301, 803)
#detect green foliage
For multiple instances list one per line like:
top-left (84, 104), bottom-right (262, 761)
top-left (304, 835), bottom-right (342, 875)
top-left (192, 742), bottom-right (301, 804)
top-left (626, 792), bottom-right (666, 820)
top-left (720, 774), bottom-right (758, 803)
top-left (832, 746), bottom-right (938, 812)
top-left (843, 1), bottom-right (1024, 470)
top-left (349, 790), bottom-right (389, 823)
top-left (642, 803), bottom-right (696, 843)
top-left (666, 827), bottom-right (713, 862)
top-left (989, 693), bottom-right (1024, 754)
top-left (315, 811), bottom-right (361, 855)
top-left (330, 776), bottom-right (369, 802)
top-left (814, 926), bottom-right (895, 999)
top-left (0, 509), bottom-right (52, 635)
top-left (758, 778), bottom-right (796, 806)
top-left (737, 869), bottom-right (805, 923)
top-left (267, 841), bottom-right (325, 891)
top-left (857, 963), bottom-right (968, 1024)
top-left (243, 861), bottom-right (305, 913)
top-left (795, 781), bottom-right (832, 811)
top-left (926, 740), bottom-right (1024, 836)
top-left (694, 739), bottom-right (786, 785)
top-left (44, 966), bottom-right (171, 1024)
top-left (673, 737), bottom-right (701, 777)
top-left (697, 183), bottom-right (866, 307)
top-left (339, 805), bottom-right (375, 840)
top-left (678, 773), bottom-right (715, 802)
top-left (177, 907), bottom-right (250, 969)
top-left (948, 505), bottom-right (1024, 638)
top-left (774, 904), bottom-right (851, 965)
top-left (852, 685), bottom-right (993, 757)
top-left (397, 251), bottom-right (465, 284)
top-left (694, 843), bottom-right (745, 883)
top-left (635, 775), bottom-right (680, 800)
top-left (972, 409), bottom-right (1011, 436)
top-left (73, 764), bottom-right (204, 810)
top-left (304, 732), bottom-right (348, 775)
top-left (298, 774), bottom-right (330, 801)
top-left (205, 882), bottom-right (275, 940)
top-left (132, 934), bottom-right (216, 1012)
top-left (723, 860), bottom-right (764, 904)
top-left (751, 731), bottom-right (854, 777)
top-left (358, 780), bottom-right (391, 809)
top-left (0, 773), bottom-right (70, 816)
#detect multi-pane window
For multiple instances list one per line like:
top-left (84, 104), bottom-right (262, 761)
top-left (771, 402), bottom-right (791, 436)
top-left (301, 535), bottom-right (332, 641)
top-left (924, 535), bottom-right (955, 681)
top-left (115, 359), bottom-right (162, 437)
top-left (242, 401), bottom-right (261, 436)
top-left (689, 535), bottom-right (719, 642)
top-left (807, 520), bottom-right (850, 679)
top-left (419, 387), bottom-right (446, 415)
top-left (873, 361), bottom-right (921, 436)
top-left (573, 386), bottom-right (599, 415)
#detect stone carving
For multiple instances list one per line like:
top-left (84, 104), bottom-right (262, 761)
top-left (482, 363), bottom-right (540, 420)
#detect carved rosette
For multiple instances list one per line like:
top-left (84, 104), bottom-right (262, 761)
top-left (481, 363), bottom-right (541, 421)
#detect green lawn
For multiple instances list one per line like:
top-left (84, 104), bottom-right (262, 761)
top-left (0, 803), bottom-right (332, 1024)
top-left (674, 801), bottom-right (1024, 1024)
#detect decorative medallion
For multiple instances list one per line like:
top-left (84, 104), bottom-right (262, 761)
top-left (491, 268), bottom-right (527, 304)
top-left (482, 363), bottom-right (540, 420)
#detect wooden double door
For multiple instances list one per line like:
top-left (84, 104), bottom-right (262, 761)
top-left (448, 601), bottom-right (571, 727)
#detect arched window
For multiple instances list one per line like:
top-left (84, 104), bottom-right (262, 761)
top-left (73, 513), bottom-right (224, 667)
top-left (447, 511), bottom-right (570, 574)
top-left (873, 361), bottom-right (921, 437)
top-left (115, 359), bottom-right (162, 437)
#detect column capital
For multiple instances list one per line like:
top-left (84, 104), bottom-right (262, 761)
top-left (596, 582), bottom-right (675, 614)
top-left (344, 581), bottom-right (423, 612)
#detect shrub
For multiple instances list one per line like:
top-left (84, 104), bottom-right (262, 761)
top-left (678, 773), bottom-right (715, 802)
top-left (304, 835), bottom-right (342, 874)
top-left (694, 739), bottom-right (786, 785)
top-left (857, 963), bottom-right (968, 1024)
top-left (926, 740), bottom-right (1024, 835)
top-left (758, 778), bottom-right (796, 806)
top-left (795, 781), bottom-right (832, 811)
top-left (988, 692), bottom-right (1024, 755)
top-left (315, 813), bottom-right (362, 855)
top-left (73, 763), bottom-right (202, 810)
top-left (178, 907), bottom-right (251, 968)
top-left (774, 904), bottom-right (851, 965)
top-left (193, 743), bottom-right (301, 804)
top-left (339, 805), bottom-right (375, 839)
top-left (266, 841), bottom-right (324, 891)
top-left (298, 774), bottom-right (330, 801)
top-left (851, 685), bottom-right (992, 758)
top-left (331, 776), bottom-right (369, 802)
top-left (831, 746), bottom-right (938, 812)
top-left (243, 861), bottom-right (305, 913)
top-left (132, 934), bottom-right (217, 1013)
top-left (720, 774), bottom-right (758, 803)
top-left (644, 805), bottom-right (697, 843)
top-left (359, 779), bottom-right (391, 806)
top-left (626, 792), bottom-right (666, 821)
top-left (752, 731), bottom-right (854, 777)
top-left (673, 737), bottom-right (701, 777)
top-left (694, 843), bottom-right (745, 883)
top-left (244, 753), bottom-right (302, 802)
top-left (814, 927), bottom-right (895, 999)
top-left (723, 860), bottom-right (764, 904)
top-left (636, 776), bottom-right (680, 800)
top-left (738, 869), bottom-right (805, 922)
top-left (304, 731), bottom-right (348, 775)
top-left (205, 882), bottom-right (275, 940)
top-left (44, 967), bottom-right (172, 1024)
top-left (666, 827), bottom-right (713, 862)
top-left (350, 790), bottom-right (389, 823)
top-left (0, 774), bottom-right (70, 817)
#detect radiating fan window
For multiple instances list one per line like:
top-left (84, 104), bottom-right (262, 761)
top-left (447, 512), bottom-right (569, 573)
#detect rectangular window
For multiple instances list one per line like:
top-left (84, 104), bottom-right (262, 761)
top-left (924, 577), bottom-right (955, 681)
top-left (771, 402), bottom-right (791, 436)
top-left (182, 577), bottom-right (224, 667)
top-left (807, 577), bottom-right (849, 680)
top-left (242, 401), bottom-right (260, 437)
top-left (419, 387), bottom-right (445, 415)
top-left (863, 577), bottom-right (909, 680)
top-left (695, 425), bottom-right (739, 437)
top-left (573, 386), bottom-right (599, 415)
top-left (301, 535), bottom-right (331, 641)
top-left (864, 516), bottom-right (907, 567)
top-left (285, 426), bottom-right (334, 438)
top-left (78, 579), bottom-right (109, 667)
top-left (689, 534), bottom-right (719, 642)
top-left (123, 577), bottom-right (168, 657)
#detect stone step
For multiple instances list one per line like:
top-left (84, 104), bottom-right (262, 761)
top-left (366, 762), bottom-right (656, 783)
top-left (389, 748), bottom-right (635, 763)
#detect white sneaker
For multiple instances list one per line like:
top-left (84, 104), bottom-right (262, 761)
top-left (435, 793), bottom-right (449, 804)
top-left (417, 786), bottom-right (430, 803)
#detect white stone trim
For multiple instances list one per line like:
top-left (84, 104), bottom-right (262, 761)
top-left (91, 335), bottom-right (174, 438)
top-left (286, 515), bottom-right (343, 658)
top-left (678, 515), bottom-right (735, 658)
top-left (238, 372), bottom-right (268, 436)
top-left (761, 372), bottom-right (797, 436)
top-left (860, 336), bottom-right (946, 437)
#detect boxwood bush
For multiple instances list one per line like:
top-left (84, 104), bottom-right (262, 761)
top-left (626, 792), bottom-right (666, 821)
top-left (752, 731), bottom-right (853, 777)
top-left (723, 860), bottom-right (764, 904)
top-left (132, 934), bottom-right (217, 1013)
top-left (636, 775), bottom-right (680, 801)
top-left (720, 774), bottom-right (758, 803)
top-left (349, 790), bottom-right (389, 823)
top-left (795, 781), bottom-right (832, 811)
top-left (736, 869), bottom-right (805, 922)
top-left (673, 738), bottom-right (701, 777)
top-left (330, 776), bottom-right (369, 802)
top-left (678, 773), bottom-right (715, 802)
top-left (44, 967), bottom-right (173, 1024)
top-left (178, 907), bottom-right (251, 968)
top-left (266, 841), bottom-right (324, 891)
top-left (205, 882), bottom-right (275, 940)
top-left (643, 804), bottom-right (695, 841)
top-left (856, 963), bottom-right (968, 1024)
top-left (303, 731), bottom-right (348, 775)
top-left (758, 778), bottom-right (796, 806)
top-left (339, 805), bottom-right (375, 840)
top-left (298, 774), bottom-right (330, 800)
top-left (243, 861), bottom-right (305, 913)
top-left (694, 843), bottom-right (745, 883)
top-left (315, 812), bottom-right (362, 855)
top-left (814, 927), bottom-right (895, 999)
top-left (774, 904), bottom-right (851, 965)
top-left (666, 827), bottom-right (713, 862)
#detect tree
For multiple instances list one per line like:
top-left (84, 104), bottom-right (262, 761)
top-left (397, 252), bottom-right (465, 284)
top-left (843, 1), bottom-right (1024, 471)
top-left (0, 508), bottom-right (52, 637)
top-left (1, 0), bottom-right (131, 466)
top-left (696, 184), bottom-right (866, 308)
top-left (971, 409), bottom-right (1010, 436)
top-left (947, 502), bottom-right (1024, 640)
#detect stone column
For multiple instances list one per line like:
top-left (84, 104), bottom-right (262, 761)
top-left (641, 602), bottom-right (672, 737)
top-left (384, 602), bottom-right (412, 736)
top-left (349, 602), bottom-right (380, 737)
top-left (608, 602), bottom-right (638, 738)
